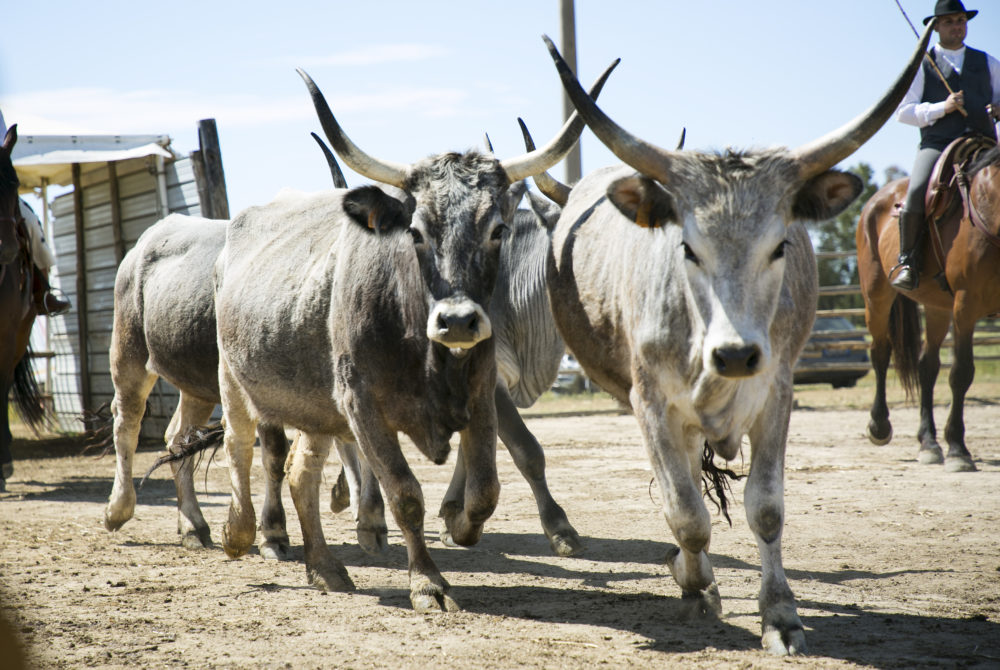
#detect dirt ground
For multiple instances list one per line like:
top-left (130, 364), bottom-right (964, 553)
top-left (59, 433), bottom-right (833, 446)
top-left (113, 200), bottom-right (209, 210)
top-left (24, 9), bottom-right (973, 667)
top-left (1, 388), bottom-right (998, 669)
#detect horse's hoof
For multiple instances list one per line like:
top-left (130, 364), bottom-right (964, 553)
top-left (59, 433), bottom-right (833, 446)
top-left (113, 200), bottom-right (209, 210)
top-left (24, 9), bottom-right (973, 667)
top-left (945, 456), bottom-right (977, 473)
top-left (1, 462), bottom-right (12, 479)
top-left (918, 446), bottom-right (944, 465)
top-left (866, 423), bottom-right (892, 446)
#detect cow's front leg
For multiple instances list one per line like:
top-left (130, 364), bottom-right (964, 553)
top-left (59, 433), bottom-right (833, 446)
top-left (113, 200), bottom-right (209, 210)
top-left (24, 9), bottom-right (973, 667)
top-left (632, 385), bottom-right (720, 619)
top-left (747, 380), bottom-right (805, 656)
top-left (440, 395), bottom-right (500, 548)
top-left (287, 432), bottom-right (354, 591)
top-left (105, 370), bottom-right (158, 533)
top-left (258, 423), bottom-right (292, 560)
top-left (333, 439), bottom-right (387, 555)
top-left (164, 393), bottom-right (215, 549)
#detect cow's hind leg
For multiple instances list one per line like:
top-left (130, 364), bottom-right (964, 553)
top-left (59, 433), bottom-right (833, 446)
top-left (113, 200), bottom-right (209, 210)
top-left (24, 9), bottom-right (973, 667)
top-left (218, 358), bottom-right (259, 558)
top-left (288, 432), bottom-right (354, 591)
top-left (333, 439), bottom-right (387, 555)
top-left (163, 393), bottom-right (216, 548)
top-left (747, 380), bottom-right (805, 656)
top-left (495, 384), bottom-right (581, 556)
top-left (916, 309), bottom-right (949, 464)
top-left (105, 368), bottom-right (158, 532)
top-left (942, 310), bottom-right (977, 472)
top-left (258, 423), bottom-right (292, 559)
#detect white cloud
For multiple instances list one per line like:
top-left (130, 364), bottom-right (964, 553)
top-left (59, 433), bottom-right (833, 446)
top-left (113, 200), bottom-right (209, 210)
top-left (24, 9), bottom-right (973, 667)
top-left (1, 84), bottom-right (470, 137)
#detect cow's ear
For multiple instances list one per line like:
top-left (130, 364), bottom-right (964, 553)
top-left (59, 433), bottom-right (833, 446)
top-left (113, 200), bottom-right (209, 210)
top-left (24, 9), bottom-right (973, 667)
top-left (343, 185), bottom-right (410, 234)
top-left (792, 170), bottom-right (862, 221)
top-left (606, 174), bottom-right (677, 228)
top-left (500, 180), bottom-right (528, 223)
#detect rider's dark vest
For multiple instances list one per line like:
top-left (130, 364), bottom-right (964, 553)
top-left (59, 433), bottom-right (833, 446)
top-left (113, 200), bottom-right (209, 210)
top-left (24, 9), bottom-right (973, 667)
top-left (920, 46), bottom-right (994, 150)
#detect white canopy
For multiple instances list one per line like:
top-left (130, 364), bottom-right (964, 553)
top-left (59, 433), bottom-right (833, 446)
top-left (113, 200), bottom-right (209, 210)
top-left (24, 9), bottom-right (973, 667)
top-left (11, 134), bottom-right (175, 192)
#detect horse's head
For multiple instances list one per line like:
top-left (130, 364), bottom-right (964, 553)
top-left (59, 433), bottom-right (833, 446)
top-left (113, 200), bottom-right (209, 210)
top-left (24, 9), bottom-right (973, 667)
top-left (1, 125), bottom-right (23, 265)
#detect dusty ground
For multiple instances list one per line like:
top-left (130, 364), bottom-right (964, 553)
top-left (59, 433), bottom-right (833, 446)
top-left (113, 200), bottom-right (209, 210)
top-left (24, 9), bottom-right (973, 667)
top-left (1, 387), bottom-right (998, 669)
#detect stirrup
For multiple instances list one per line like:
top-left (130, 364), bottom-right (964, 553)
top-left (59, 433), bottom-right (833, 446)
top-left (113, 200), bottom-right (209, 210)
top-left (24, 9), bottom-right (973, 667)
top-left (39, 288), bottom-right (72, 316)
top-left (888, 261), bottom-right (918, 291)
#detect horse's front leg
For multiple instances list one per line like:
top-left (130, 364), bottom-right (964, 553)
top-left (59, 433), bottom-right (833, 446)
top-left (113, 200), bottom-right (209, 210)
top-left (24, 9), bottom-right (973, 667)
top-left (943, 314), bottom-right (977, 472)
top-left (916, 309), bottom-right (949, 464)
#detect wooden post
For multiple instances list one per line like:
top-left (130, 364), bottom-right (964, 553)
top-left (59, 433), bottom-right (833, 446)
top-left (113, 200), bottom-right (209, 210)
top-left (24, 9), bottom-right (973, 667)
top-left (559, 0), bottom-right (581, 185)
top-left (108, 161), bottom-right (126, 266)
top-left (71, 163), bottom-right (92, 412)
top-left (197, 119), bottom-right (229, 219)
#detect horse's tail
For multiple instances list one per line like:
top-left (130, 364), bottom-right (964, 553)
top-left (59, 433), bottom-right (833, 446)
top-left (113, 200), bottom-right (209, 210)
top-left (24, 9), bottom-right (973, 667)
top-left (11, 349), bottom-right (47, 434)
top-left (888, 293), bottom-right (922, 400)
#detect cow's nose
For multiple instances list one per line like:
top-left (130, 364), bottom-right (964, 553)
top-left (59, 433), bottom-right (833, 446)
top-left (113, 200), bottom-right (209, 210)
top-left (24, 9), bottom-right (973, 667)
top-left (427, 299), bottom-right (492, 349)
top-left (711, 344), bottom-right (762, 378)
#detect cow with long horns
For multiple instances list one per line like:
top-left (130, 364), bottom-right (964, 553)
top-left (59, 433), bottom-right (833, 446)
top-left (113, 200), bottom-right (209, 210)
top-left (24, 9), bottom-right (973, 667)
top-left (539, 23), bottom-right (934, 655)
top-left (207, 64), bottom-right (614, 612)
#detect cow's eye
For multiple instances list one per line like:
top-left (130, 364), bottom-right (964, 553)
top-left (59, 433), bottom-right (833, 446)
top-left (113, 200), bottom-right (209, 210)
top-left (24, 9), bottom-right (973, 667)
top-left (490, 223), bottom-right (508, 242)
top-left (681, 241), bottom-right (699, 265)
top-left (771, 240), bottom-right (788, 262)
top-left (408, 227), bottom-right (424, 245)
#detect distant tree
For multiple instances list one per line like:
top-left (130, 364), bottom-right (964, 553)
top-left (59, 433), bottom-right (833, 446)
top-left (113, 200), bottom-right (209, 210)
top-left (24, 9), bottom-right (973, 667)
top-left (812, 163), bottom-right (906, 319)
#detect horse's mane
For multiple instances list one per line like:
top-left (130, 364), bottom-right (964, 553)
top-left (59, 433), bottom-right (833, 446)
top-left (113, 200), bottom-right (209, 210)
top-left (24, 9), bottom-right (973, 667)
top-left (968, 143), bottom-right (1000, 177)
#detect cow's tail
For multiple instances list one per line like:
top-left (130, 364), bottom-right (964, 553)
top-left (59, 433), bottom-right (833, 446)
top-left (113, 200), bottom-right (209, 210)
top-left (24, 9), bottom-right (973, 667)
top-left (888, 293), bottom-right (921, 400)
top-left (79, 402), bottom-right (114, 454)
top-left (139, 422), bottom-right (225, 489)
top-left (700, 443), bottom-right (745, 526)
top-left (11, 351), bottom-right (47, 434)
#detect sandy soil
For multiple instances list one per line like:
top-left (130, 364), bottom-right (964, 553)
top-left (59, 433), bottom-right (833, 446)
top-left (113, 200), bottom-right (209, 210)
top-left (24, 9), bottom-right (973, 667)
top-left (1, 392), bottom-right (998, 669)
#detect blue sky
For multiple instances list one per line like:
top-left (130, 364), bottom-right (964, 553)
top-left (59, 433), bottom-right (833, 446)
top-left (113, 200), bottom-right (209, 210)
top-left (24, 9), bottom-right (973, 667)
top-left (3, 1), bottom-right (998, 214)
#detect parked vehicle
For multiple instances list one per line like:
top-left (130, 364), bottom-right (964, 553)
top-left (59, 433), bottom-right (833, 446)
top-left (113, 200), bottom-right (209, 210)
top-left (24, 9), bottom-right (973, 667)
top-left (793, 316), bottom-right (870, 388)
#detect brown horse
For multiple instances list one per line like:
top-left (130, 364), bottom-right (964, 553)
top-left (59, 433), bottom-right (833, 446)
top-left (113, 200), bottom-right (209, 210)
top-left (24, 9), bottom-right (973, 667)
top-left (0, 124), bottom-right (47, 491)
top-left (856, 142), bottom-right (1000, 472)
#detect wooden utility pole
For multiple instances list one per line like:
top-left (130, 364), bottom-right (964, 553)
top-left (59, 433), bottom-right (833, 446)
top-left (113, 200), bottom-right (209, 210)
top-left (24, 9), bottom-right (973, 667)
top-left (195, 119), bottom-right (230, 219)
top-left (560, 0), bottom-right (581, 184)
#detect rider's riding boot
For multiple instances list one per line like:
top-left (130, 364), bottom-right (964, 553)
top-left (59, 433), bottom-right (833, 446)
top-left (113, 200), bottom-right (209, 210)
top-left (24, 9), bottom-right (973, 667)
top-left (33, 266), bottom-right (71, 316)
top-left (890, 208), bottom-right (923, 291)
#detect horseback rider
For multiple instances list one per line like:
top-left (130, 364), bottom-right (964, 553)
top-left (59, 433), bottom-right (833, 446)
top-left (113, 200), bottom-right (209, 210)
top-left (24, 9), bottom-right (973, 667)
top-left (0, 111), bottom-right (72, 316)
top-left (893, 0), bottom-right (1000, 291)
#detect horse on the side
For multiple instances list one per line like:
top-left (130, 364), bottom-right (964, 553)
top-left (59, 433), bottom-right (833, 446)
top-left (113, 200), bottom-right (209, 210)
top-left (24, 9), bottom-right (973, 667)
top-left (0, 124), bottom-right (48, 491)
top-left (857, 139), bottom-right (1000, 472)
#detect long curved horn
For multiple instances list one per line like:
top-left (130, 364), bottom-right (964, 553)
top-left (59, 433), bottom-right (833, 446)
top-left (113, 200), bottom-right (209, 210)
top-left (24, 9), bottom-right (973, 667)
top-left (517, 118), bottom-right (570, 206)
top-left (501, 57), bottom-right (620, 183)
top-left (310, 132), bottom-right (348, 189)
top-left (542, 35), bottom-right (675, 185)
top-left (297, 68), bottom-right (409, 188)
top-left (791, 20), bottom-right (935, 180)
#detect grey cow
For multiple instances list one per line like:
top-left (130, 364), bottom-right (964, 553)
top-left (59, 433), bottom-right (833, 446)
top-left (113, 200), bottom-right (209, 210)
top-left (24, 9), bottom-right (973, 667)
top-left (103, 216), bottom-right (294, 557)
top-left (209, 67), bottom-right (608, 612)
top-left (540, 25), bottom-right (932, 656)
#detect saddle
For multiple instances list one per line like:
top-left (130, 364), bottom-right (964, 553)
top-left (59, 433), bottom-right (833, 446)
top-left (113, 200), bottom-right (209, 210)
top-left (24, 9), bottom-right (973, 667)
top-left (892, 134), bottom-right (998, 293)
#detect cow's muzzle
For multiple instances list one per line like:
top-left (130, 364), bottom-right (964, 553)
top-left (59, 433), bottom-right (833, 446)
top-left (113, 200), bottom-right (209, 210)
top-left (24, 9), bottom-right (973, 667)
top-left (711, 344), bottom-right (762, 378)
top-left (427, 297), bottom-right (492, 350)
